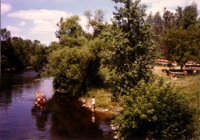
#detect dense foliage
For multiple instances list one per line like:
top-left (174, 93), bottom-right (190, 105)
top-left (1, 28), bottom-right (48, 72)
top-left (162, 25), bottom-right (200, 69)
top-left (103, 0), bottom-right (156, 99)
top-left (147, 3), bottom-right (200, 66)
top-left (47, 14), bottom-right (107, 96)
top-left (113, 79), bottom-right (197, 139)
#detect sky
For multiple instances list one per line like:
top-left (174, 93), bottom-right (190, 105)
top-left (1, 0), bottom-right (200, 45)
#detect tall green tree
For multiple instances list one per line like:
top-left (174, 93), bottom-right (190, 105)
top-left (147, 3), bottom-right (199, 61)
top-left (152, 12), bottom-right (164, 57)
top-left (1, 28), bottom-right (13, 69)
top-left (183, 3), bottom-right (198, 29)
top-left (30, 41), bottom-right (48, 72)
top-left (162, 25), bottom-right (200, 69)
top-left (49, 40), bottom-right (104, 95)
top-left (11, 37), bottom-right (31, 69)
top-left (163, 8), bottom-right (175, 29)
top-left (47, 41), bottom-right (62, 54)
top-left (1, 28), bottom-right (48, 71)
top-left (48, 15), bottom-right (106, 96)
top-left (105, 0), bottom-right (156, 99)
top-left (56, 16), bottom-right (86, 47)
top-left (174, 7), bottom-right (183, 27)
top-left (162, 3), bottom-right (200, 68)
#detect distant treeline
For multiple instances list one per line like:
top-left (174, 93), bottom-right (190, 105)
top-left (146, 3), bottom-right (200, 68)
top-left (1, 29), bottom-right (48, 72)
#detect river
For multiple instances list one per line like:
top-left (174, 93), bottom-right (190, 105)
top-left (0, 69), bottom-right (115, 139)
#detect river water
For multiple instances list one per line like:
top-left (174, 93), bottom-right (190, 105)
top-left (0, 69), bottom-right (115, 139)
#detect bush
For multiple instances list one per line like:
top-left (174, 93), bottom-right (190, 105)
top-left (113, 79), bottom-right (198, 139)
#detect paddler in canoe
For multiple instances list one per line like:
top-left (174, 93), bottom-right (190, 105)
top-left (35, 92), bottom-right (46, 106)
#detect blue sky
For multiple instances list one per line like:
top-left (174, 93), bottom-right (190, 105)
top-left (1, 0), bottom-right (200, 45)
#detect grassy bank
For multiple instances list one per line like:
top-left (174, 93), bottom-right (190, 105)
top-left (83, 66), bottom-right (200, 116)
top-left (80, 65), bottom-right (200, 139)
top-left (81, 88), bottom-right (122, 115)
top-left (153, 66), bottom-right (200, 92)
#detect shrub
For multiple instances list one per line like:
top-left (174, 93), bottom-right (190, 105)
top-left (113, 79), bottom-right (197, 139)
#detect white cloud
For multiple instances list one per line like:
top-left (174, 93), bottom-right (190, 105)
top-left (7, 9), bottom-right (92, 45)
top-left (8, 9), bottom-right (71, 21)
top-left (30, 19), bottom-right (56, 34)
top-left (6, 25), bottom-right (21, 34)
top-left (1, 3), bottom-right (12, 14)
top-left (19, 21), bottom-right (26, 26)
top-left (79, 16), bottom-right (94, 33)
top-left (6, 25), bottom-right (23, 38)
top-left (8, 9), bottom-right (73, 35)
top-left (141, 0), bottom-right (200, 15)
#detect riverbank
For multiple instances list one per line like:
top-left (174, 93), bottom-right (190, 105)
top-left (81, 65), bottom-right (200, 118)
top-left (79, 94), bottom-right (120, 140)
top-left (79, 88), bottom-right (122, 116)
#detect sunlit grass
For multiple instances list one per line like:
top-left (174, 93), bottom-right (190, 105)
top-left (86, 65), bottom-right (200, 137)
top-left (153, 65), bottom-right (200, 92)
top-left (85, 65), bottom-right (200, 115)
top-left (85, 88), bottom-right (114, 109)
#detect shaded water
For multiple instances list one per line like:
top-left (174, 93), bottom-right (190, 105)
top-left (0, 69), bottom-right (115, 139)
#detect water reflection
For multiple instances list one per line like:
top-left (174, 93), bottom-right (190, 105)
top-left (47, 94), bottom-right (104, 139)
top-left (0, 70), bottom-right (52, 140)
top-left (31, 105), bottom-right (49, 131)
top-left (0, 70), bottom-right (115, 139)
top-left (0, 70), bottom-right (39, 108)
top-left (92, 111), bottom-right (96, 123)
top-left (0, 91), bottom-right (12, 108)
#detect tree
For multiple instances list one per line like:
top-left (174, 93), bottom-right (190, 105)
top-left (1, 28), bottom-right (48, 71)
top-left (30, 41), bottom-right (47, 73)
top-left (48, 38), bottom-right (104, 96)
top-left (152, 12), bottom-right (164, 57)
top-left (105, 0), bottom-right (156, 99)
top-left (146, 3), bottom-right (200, 63)
top-left (0, 28), bottom-right (11, 41)
top-left (174, 7), bottom-right (183, 27)
top-left (162, 24), bottom-right (200, 69)
top-left (1, 38), bottom-right (13, 69)
top-left (11, 37), bottom-right (31, 69)
top-left (1, 28), bottom-right (16, 69)
top-left (163, 8), bottom-right (175, 29)
top-left (191, 23), bottom-right (200, 63)
top-left (183, 3), bottom-right (198, 29)
top-left (48, 15), bottom-right (106, 96)
top-left (47, 41), bottom-right (62, 54)
top-left (84, 9), bottom-right (106, 38)
top-left (55, 16), bottom-right (86, 47)
top-left (49, 46), bottom-right (87, 94)
top-left (113, 79), bottom-right (197, 139)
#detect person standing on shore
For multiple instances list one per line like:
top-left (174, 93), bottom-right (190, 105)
top-left (91, 96), bottom-right (95, 111)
